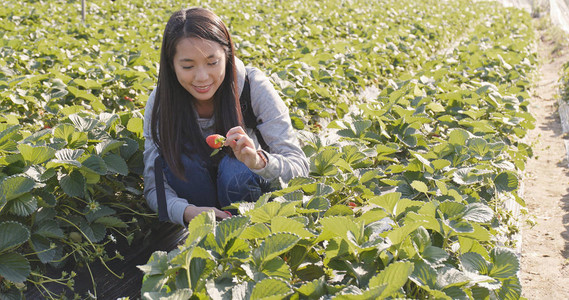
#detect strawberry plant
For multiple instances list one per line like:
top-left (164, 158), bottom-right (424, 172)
top-left (0, 0), bottom-right (537, 298)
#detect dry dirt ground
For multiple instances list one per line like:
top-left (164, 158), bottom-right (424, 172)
top-left (520, 31), bottom-right (569, 299)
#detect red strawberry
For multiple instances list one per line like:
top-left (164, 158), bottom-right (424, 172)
top-left (206, 134), bottom-right (226, 149)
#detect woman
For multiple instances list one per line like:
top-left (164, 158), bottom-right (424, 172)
top-left (142, 7), bottom-right (309, 226)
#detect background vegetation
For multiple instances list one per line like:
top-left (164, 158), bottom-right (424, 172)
top-left (1, 0), bottom-right (537, 298)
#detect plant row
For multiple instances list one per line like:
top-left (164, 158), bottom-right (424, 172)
top-left (0, 0), bottom-right (536, 298)
top-left (139, 2), bottom-right (537, 300)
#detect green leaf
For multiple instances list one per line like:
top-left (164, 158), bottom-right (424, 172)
top-left (462, 203), bottom-right (493, 223)
top-left (412, 153), bottom-right (434, 173)
top-left (59, 170), bottom-right (86, 197)
top-left (85, 205), bottom-right (116, 223)
top-left (0, 252), bottom-right (30, 284)
top-left (271, 216), bottom-right (314, 238)
top-left (411, 226), bottom-right (431, 253)
top-left (17, 144), bottom-right (56, 165)
top-left (437, 267), bottom-right (471, 290)
top-left (53, 124), bottom-right (75, 141)
top-left (34, 220), bottom-right (64, 239)
top-left (368, 192), bottom-right (402, 215)
top-left (262, 256), bottom-right (292, 280)
top-left (411, 180), bottom-right (429, 194)
top-left (368, 261), bottom-right (414, 298)
top-left (315, 183), bottom-right (334, 196)
top-left (439, 202), bottom-right (466, 219)
top-left (290, 115), bottom-right (305, 130)
top-left (240, 223), bottom-right (271, 240)
top-left (448, 129), bottom-right (470, 146)
top-left (247, 201), bottom-right (296, 223)
top-left (94, 216), bottom-right (128, 228)
top-left (258, 232), bottom-right (300, 263)
top-left (0, 175), bottom-right (35, 204)
top-left (318, 216), bottom-right (359, 241)
top-left (226, 237), bottom-right (251, 260)
top-left (67, 86), bottom-right (99, 103)
top-left (494, 171), bottom-right (518, 193)
top-left (422, 246), bottom-right (449, 264)
top-left (488, 247), bottom-right (519, 279)
top-left (103, 153), bottom-right (129, 175)
top-left (295, 264), bottom-right (326, 282)
top-left (80, 155), bottom-right (107, 175)
top-left (7, 194), bottom-right (37, 216)
top-left (190, 257), bottom-right (215, 290)
top-left (80, 220), bottom-right (106, 243)
top-left (448, 220), bottom-right (473, 233)
top-left (69, 114), bottom-right (99, 132)
top-left (303, 197), bottom-right (330, 212)
top-left (185, 210), bottom-right (216, 247)
top-left (296, 277), bottom-right (326, 298)
top-left (95, 139), bottom-right (125, 156)
top-left (25, 165), bottom-right (56, 183)
top-left (310, 148), bottom-right (341, 176)
top-left (452, 168), bottom-right (481, 185)
top-left (460, 252), bottom-right (490, 275)
top-left (53, 124), bottom-right (87, 148)
top-left (30, 234), bottom-right (56, 264)
top-left (142, 289), bottom-right (192, 300)
top-left (127, 117), bottom-right (144, 135)
top-left (119, 137), bottom-right (139, 161)
top-left (467, 138), bottom-right (489, 158)
top-left (0, 125), bottom-right (21, 151)
top-left (324, 204), bottom-right (355, 217)
top-left (250, 278), bottom-right (292, 300)
top-left (52, 148), bottom-right (84, 167)
top-left (432, 159), bottom-right (451, 170)
top-left (495, 277), bottom-right (521, 300)
top-left (138, 251), bottom-right (169, 276)
top-left (409, 260), bottom-right (437, 289)
top-left (0, 221), bottom-right (30, 251)
top-left (215, 215), bottom-right (250, 249)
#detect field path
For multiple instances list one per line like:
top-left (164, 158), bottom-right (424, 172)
top-left (520, 31), bottom-right (569, 299)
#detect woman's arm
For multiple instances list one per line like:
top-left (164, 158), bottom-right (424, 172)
top-left (245, 67), bottom-right (310, 182)
top-left (142, 90), bottom-right (194, 226)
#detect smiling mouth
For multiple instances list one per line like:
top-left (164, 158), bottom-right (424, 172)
top-left (193, 84), bottom-right (212, 93)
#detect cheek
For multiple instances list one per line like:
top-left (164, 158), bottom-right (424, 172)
top-left (174, 68), bottom-right (189, 85)
top-left (218, 67), bottom-right (226, 82)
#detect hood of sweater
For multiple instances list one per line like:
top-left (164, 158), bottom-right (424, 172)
top-left (235, 57), bottom-right (247, 97)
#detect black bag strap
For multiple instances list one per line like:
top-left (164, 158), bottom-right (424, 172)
top-left (240, 75), bottom-right (270, 152)
top-left (154, 155), bottom-right (169, 222)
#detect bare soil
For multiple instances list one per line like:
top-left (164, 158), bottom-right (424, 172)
top-left (520, 31), bottom-right (569, 299)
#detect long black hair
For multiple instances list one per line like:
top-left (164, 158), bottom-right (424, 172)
top-left (151, 7), bottom-right (243, 179)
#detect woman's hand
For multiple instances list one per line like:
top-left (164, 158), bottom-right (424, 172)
top-left (225, 126), bottom-right (266, 170)
top-left (183, 206), bottom-right (230, 223)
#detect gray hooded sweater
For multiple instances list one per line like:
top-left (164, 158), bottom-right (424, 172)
top-left (142, 58), bottom-right (309, 225)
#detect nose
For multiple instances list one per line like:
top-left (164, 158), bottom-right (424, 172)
top-left (194, 66), bottom-right (208, 82)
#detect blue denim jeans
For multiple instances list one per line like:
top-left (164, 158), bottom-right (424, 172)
top-left (163, 152), bottom-right (271, 210)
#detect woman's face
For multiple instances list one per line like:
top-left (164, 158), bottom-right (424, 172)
top-left (173, 37), bottom-right (226, 103)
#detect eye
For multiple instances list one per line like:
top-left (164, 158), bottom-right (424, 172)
top-left (208, 59), bottom-right (219, 66)
top-left (182, 66), bottom-right (194, 70)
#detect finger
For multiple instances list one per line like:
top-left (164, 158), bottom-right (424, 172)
top-left (224, 132), bottom-right (245, 147)
top-left (234, 135), bottom-right (254, 151)
top-left (225, 126), bottom-right (245, 139)
top-left (213, 208), bottom-right (230, 220)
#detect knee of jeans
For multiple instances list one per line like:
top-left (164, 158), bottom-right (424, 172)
top-left (218, 170), bottom-right (263, 204)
